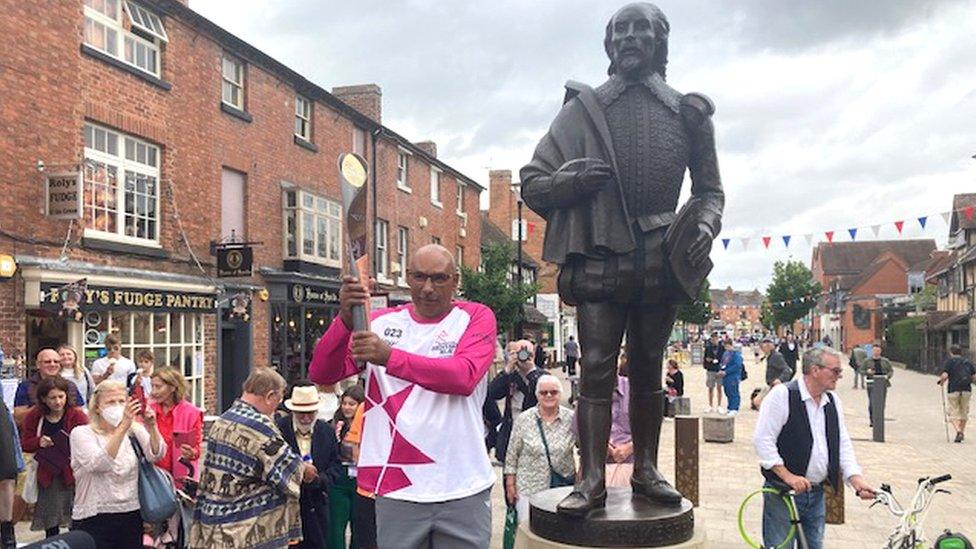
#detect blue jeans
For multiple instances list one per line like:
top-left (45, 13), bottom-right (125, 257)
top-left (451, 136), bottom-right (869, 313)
top-left (723, 377), bottom-right (741, 411)
top-left (762, 482), bottom-right (825, 549)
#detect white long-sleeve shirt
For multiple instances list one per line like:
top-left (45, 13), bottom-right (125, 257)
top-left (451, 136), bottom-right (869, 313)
top-left (753, 376), bottom-right (862, 485)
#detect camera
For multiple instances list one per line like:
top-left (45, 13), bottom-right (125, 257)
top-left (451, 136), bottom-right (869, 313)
top-left (516, 348), bottom-right (532, 362)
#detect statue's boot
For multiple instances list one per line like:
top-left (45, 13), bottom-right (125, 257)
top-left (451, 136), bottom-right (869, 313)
top-left (556, 396), bottom-right (611, 516)
top-left (630, 390), bottom-right (683, 505)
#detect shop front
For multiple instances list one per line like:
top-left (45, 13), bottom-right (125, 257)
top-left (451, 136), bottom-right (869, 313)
top-left (18, 256), bottom-right (219, 410)
top-left (262, 269), bottom-right (341, 386)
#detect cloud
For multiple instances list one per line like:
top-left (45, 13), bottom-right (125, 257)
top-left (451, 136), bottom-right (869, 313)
top-left (190, 0), bottom-right (976, 290)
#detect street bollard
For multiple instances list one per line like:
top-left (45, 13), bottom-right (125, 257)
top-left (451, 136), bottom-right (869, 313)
top-left (675, 415), bottom-right (699, 507)
top-left (869, 379), bottom-right (887, 443)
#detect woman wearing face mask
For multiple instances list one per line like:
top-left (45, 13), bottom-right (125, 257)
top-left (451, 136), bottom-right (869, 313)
top-left (58, 345), bottom-right (95, 408)
top-left (148, 367), bottom-right (202, 491)
top-left (327, 385), bottom-right (365, 549)
top-left (276, 381), bottom-right (342, 549)
top-left (70, 379), bottom-right (165, 548)
top-left (20, 377), bottom-right (89, 538)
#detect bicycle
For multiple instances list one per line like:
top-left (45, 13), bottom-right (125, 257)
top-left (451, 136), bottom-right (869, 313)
top-left (871, 473), bottom-right (972, 549)
top-left (737, 482), bottom-right (810, 549)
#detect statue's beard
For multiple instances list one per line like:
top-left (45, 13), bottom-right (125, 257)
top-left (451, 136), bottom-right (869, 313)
top-left (615, 54), bottom-right (649, 78)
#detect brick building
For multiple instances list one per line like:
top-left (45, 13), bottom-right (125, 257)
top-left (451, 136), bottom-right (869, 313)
top-left (810, 240), bottom-right (936, 351)
top-left (709, 287), bottom-right (764, 334)
top-left (0, 0), bottom-right (482, 412)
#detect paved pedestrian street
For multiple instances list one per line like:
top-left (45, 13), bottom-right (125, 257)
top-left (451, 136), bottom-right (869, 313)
top-left (488, 352), bottom-right (976, 548)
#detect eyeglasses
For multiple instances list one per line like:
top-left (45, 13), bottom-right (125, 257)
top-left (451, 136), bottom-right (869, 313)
top-left (539, 390), bottom-right (560, 397)
top-left (820, 366), bottom-right (843, 376)
top-left (406, 271), bottom-right (454, 287)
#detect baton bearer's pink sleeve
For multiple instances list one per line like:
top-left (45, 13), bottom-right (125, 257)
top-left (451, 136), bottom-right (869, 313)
top-left (309, 316), bottom-right (360, 385)
top-left (385, 302), bottom-right (497, 396)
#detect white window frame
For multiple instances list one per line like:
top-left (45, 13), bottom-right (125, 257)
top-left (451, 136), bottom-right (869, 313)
top-left (456, 181), bottom-right (466, 214)
top-left (294, 96), bottom-right (312, 141)
top-left (281, 189), bottom-right (342, 268)
top-left (83, 0), bottom-right (165, 77)
top-left (83, 122), bottom-right (162, 247)
top-left (375, 219), bottom-right (390, 281)
top-left (456, 245), bottom-right (464, 269)
top-left (430, 166), bottom-right (442, 207)
top-left (397, 226), bottom-right (409, 287)
top-left (221, 54), bottom-right (245, 110)
top-left (82, 311), bottom-right (205, 408)
top-left (396, 150), bottom-right (411, 192)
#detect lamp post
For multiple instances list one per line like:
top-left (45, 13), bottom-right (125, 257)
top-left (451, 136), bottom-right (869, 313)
top-left (515, 185), bottom-right (524, 339)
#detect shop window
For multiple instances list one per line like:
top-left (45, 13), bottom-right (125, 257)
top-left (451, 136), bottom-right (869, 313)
top-left (82, 311), bottom-right (205, 407)
top-left (282, 189), bottom-right (342, 267)
top-left (83, 0), bottom-right (166, 77)
top-left (84, 123), bottom-right (160, 244)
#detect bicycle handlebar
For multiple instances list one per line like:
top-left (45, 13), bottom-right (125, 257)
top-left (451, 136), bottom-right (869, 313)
top-left (929, 474), bottom-right (952, 485)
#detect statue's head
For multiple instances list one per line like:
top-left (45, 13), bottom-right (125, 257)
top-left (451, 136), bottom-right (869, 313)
top-left (604, 3), bottom-right (669, 79)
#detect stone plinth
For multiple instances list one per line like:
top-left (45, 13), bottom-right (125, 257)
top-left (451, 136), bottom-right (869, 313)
top-left (516, 515), bottom-right (707, 548)
top-left (702, 414), bottom-right (734, 443)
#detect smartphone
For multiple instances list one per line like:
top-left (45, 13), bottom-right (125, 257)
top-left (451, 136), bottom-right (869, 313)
top-left (516, 348), bottom-right (532, 362)
top-left (127, 371), bottom-right (147, 414)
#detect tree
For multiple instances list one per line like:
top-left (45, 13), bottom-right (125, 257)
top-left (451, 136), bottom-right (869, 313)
top-left (459, 242), bottom-right (539, 336)
top-left (676, 279), bottom-right (712, 326)
top-left (759, 300), bottom-right (775, 331)
top-left (765, 260), bottom-right (822, 330)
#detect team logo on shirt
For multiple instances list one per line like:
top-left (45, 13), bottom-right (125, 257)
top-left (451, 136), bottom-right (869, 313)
top-left (430, 330), bottom-right (458, 356)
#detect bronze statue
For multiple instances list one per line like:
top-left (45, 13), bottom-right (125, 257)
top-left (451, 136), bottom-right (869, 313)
top-left (521, 2), bottom-right (724, 516)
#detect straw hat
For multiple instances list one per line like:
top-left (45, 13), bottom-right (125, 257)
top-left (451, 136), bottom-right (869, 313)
top-left (285, 386), bottom-right (322, 413)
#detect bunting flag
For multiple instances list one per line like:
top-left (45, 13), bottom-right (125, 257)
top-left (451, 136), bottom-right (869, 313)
top-left (782, 235), bottom-right (791, 248)
top-left (804, 234), bottom-right (814, 246)
top-left (918, 216), bottom-right (927, 229)
top-left (825, 231), bottom-right (834, 243)
top-left (894, 220), bottom-right (904, 234)
top-left (870, 225), bottom-right (881, 237)
top-left (762, 236), bottom-right (772, 249)
top-left (964, 206), bottom-right (975, 222)
top-left (721, 238), bottom-right (731, 250)
top-left (741, 237), bottom-right (751, 250)
top-left (942, 211), bottom-right (952, 225)
top-left (848, 228), bottom-right (858, 241)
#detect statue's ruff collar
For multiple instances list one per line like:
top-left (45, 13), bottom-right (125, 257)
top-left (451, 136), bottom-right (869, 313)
top-left (596, 72), bottom-right (681, 113)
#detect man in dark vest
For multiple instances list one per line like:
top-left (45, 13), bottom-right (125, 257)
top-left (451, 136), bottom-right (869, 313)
top-left (521, 2), bottom-right (723, 515)
top-left (753, 347), bottom-right (876, 548)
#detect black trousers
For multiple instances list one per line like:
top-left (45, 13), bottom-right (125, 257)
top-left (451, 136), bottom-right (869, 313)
top-left (71, 510), bottom-right (142, 549)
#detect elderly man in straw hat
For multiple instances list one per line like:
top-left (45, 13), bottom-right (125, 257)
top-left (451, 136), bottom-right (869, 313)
top-left (276, 381), bottom-right (343, 549)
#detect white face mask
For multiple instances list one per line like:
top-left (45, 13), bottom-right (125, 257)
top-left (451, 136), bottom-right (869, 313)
top-left (101, 403), bottom-right (125, 427)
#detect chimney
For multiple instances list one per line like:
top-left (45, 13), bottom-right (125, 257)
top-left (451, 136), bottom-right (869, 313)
top-left (414, 141), bottom-right (437, 158)
top-left (332, 84), bottom-right (382, 124)
top-left (487, 170), bottom-right (514, 229)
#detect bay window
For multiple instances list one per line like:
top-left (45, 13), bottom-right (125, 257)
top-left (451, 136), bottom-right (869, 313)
top-left (282, 189), bottom-right (342, 267)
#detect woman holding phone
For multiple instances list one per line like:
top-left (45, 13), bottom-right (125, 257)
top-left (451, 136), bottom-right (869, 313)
top-left (148, 367), bottom-right (203, 490)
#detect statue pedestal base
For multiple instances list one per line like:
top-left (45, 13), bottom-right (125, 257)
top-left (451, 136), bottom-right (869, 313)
top-left (524, 487), bottom-right (697, 547)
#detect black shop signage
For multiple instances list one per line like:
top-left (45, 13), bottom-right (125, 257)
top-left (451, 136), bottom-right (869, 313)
top-left (216, 246), bottom-right (254, 277)
top-left (289, 283), bottom-right (339, 305)
top-left (40, 283), bottom-right (216, 313)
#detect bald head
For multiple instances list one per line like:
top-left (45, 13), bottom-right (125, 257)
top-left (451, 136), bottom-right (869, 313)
top-left (410, 244), bottom-right (456, 273)
top-left (36, 348), bottom-right (61, 378)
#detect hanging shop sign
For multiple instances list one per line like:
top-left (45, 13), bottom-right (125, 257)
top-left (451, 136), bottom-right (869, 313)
top-left (45, 172), bottom-right (83, 219)
top-left (216, 245), bottom-right (254, 277)
top-left (289, 283), bottom-right (339, 305)
top-left (40, 282), bottom-right (216, 313)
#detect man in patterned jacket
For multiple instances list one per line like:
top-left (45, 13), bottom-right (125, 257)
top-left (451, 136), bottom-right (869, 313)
top-left (521, 2), bottom-right (724, 515)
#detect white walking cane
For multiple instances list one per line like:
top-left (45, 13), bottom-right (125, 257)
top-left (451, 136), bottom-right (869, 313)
top-left (939, 383), bottom-right (951, 443)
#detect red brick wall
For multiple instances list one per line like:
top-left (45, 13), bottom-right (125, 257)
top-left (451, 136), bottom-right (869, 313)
top-left (0, 0), bottom-right (479, 410)
top-left (486, 170), bottom-right (557, 293)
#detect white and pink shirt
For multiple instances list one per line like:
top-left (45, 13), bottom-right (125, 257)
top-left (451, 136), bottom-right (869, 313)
top-left (309, 301), bottom-right (497, 503)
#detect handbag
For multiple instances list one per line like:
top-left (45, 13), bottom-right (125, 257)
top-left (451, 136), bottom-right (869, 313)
top-left (21, 418), bottom-right (44, 504)
top-left (502, 505), bottom-right (518, 549)
top-left (536, 416), bottom-right (574, 488)
top-left (129, 435), bottom-right (178, 522)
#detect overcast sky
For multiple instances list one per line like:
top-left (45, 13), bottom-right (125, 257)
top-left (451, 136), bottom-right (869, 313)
top-left (192, 0), bottom-right (976, 291)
